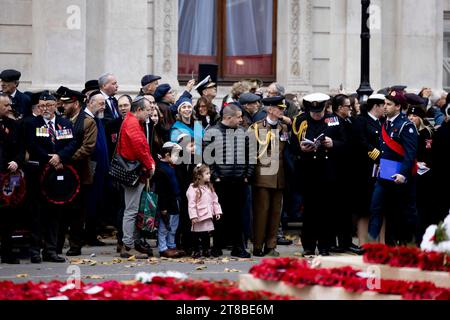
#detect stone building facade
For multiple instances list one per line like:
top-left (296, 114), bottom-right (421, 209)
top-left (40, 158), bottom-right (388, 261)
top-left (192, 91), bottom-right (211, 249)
top-left (1, 0), bottom-right (449, 98)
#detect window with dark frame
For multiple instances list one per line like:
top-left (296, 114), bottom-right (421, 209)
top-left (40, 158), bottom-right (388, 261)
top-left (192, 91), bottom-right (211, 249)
top-left (178, 0), bottom-right (277, 83)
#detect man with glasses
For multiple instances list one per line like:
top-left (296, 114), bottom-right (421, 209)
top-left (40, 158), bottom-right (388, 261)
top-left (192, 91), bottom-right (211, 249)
top-left (25, 91), bottom-right (77, 263)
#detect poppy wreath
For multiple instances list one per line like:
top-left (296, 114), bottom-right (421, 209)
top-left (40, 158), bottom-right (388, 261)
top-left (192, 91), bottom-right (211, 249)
top-left (0, 170), bottom-right (26, 208)
top-left (0, 277), bottom-right (293, 300)
top-left (361, 244), bottom-right (450, 272)
top-left (249, 258), bottom-right (450, 300)
top-left (40, 164), bottom-right (80, 205)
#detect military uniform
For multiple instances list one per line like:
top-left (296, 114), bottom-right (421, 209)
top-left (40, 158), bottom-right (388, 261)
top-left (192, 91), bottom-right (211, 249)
top-left (368, 111), bottom-right (419, 244)
top-left (250, 116), bottom-right (288, 255)
top-left (25, 100), bottom-right (77, 262)
top-left (0, 115), bottom-right (25, 263)
top-left (291, 93), bottom-right (346, 255)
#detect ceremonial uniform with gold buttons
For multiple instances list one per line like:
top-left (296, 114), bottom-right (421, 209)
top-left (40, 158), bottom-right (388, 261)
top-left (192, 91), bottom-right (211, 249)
top-left (249, 96), bottom-right (288, 256)
top-left (291, 93), bottom-right (346, 256)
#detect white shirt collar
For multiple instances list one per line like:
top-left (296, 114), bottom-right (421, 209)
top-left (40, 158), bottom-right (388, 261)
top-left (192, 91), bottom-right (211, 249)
top-left (84, 108), bottom-right (95, 118)
top-left (387, 113), bottom-right (400, 122)
top-left (266, 116), bottom-right (279, 126)
top-left (10, 90), bottom-right (17, 98)
top-left (43, 116), bottom-right (56, 126)
top-left (368, 112), bottom-right (379, 122)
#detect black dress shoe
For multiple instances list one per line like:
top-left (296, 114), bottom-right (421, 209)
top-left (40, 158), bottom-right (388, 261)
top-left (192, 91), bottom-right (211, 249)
top-left (30, 255), bottom-right (42, 264)
top-left (230, 248), bottom-right (251, 258)
top-left (1, 256), bottom-right (20, 264)
top-left (252, 249), bottom-right (265, 257)
top-left (43, 254), bottom-right (66, 263)
top-left (277, 237), bottom-right (293, 246)
top-left (135, 243), bottom-right (153, 256)
top-left (330, 246), bottom-right (345, 253)
top-left (66, 248), bottom-right (82, 256)
top-left (302, 250), bottom-right (316, 256)
top-left (86, 239), bottom-right (106, 247)
top-left (348, 244), bottom-right (364, 255)
top-left (210, 248), bottom-right (223, 257)
top-left (319, 249), bottom-right (330, 256)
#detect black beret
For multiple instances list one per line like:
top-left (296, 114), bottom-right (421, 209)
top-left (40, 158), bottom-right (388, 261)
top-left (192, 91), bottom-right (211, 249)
top-left (0, 69), bottom-right (21, 82)
top-left (57, 86), bottom-right (85, 102)
top-left (154, 84), bottom-right (171, 102)
top-left (407, 105), bottom-right (426, 119)
top-left (82, 80), bottom-right (99, 95)
top-left (25, 91), bottom-right (45, 106)
top-left (39, 91), bottom-right (56, 102)
top-left (141, 74), bottom-right (161, 87)
top-left (239, 92), bottom-right (261, 105)
top-left (405, 93), bottom-right (427, 107)
top-left (262, 96), bottom-right (286, 108)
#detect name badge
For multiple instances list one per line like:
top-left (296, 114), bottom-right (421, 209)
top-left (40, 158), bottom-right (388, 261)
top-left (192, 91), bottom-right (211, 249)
top-left (36, 127), bottom-right (49, 137)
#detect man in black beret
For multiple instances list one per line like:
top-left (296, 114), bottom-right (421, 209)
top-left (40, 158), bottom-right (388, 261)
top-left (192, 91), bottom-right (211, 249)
top-left (140, 74), bottom-right (161, 95)
top-left (239, 92), bottom-right (263, 129)
top-left (24, 91), bottom-right (78, 263)
top-left (0, 69), bottom-right (32, 119)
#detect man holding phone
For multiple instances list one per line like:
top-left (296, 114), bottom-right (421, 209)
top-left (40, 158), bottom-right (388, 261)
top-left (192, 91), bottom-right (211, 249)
top-left (368, 89), bottom-right (419, 245)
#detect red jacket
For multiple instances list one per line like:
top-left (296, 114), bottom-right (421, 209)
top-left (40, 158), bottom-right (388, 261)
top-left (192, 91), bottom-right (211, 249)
top-left (117, 113), bottom-right (155, 175)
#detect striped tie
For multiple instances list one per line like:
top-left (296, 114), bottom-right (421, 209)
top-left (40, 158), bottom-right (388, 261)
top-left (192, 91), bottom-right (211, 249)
top-left (48, 120), bottom-right (56, 144)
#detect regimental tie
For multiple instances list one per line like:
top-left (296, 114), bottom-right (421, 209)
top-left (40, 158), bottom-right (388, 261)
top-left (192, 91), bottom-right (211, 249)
top-left (48, 120), bottom-right (56, 144)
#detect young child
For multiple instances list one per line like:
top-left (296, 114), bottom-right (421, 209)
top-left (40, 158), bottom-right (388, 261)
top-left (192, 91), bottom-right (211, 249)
top-left (153, 142), bottom-right (185, 258)
top-left (186, 164), bottom-right (222, 258)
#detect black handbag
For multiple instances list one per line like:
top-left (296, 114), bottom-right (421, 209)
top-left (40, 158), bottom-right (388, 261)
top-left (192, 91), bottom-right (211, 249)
top-left (108, 128), bottom-right (142, 187)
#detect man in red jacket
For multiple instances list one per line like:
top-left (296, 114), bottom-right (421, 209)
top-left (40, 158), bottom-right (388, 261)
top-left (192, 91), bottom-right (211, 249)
top-left (117, 96), bottom-right (156, 259)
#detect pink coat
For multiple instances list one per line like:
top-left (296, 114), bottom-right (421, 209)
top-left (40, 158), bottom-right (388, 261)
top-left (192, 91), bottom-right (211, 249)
top-left (186, 184), bottom-right (222, 223)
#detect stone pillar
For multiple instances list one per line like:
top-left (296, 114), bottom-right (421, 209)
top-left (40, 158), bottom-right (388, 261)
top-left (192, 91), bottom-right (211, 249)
top-left (152, 0), bottom-right (179, 89)
top-left (86, 0), bottom-right (148, 93)
top-left (31, 0), bottom-right (87, 90)
top-left (277, 0), bottom-right (313, 94)
top-left (381, 0), bottom-right (443, 91)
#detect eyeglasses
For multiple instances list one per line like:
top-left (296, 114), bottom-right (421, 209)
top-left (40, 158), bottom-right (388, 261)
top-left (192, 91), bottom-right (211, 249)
top-left (39, 104), bottom-right (56, 109)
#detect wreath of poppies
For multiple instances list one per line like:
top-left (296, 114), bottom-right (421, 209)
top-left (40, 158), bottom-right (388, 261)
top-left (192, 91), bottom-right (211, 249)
top-left (40, 164), bottom-right (80, 205)
top-left (361, 244), bottom-right (450, 272)
top-left (0, 170), bottom-right (26, 208)
top-left (0, 277), bottom-right (292, 300)
top-left (249, 258), bottom-right (450, 300)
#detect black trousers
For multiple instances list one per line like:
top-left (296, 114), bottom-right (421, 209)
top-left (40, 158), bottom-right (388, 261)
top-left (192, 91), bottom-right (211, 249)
top-left (192, 232), bottom-right (210, 252)
top-left (0, 207), bottom-right (17, 259)
top-left (213, 179), bottom-right (247, 251)
top-left (57, 187), bottom-right (87, 252)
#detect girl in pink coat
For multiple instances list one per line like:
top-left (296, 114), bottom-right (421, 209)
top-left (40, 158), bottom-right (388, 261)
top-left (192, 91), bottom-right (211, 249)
top-left (186, 164), bottom-right (222, 258)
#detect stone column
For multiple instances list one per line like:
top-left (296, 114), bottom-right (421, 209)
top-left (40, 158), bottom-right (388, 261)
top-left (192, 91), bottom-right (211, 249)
top-left (381, 0), bottom-right (443, 91)
top-left (31, 0), bottom-right (87, 90)
top-left (85, 0), bottom-right (148, 94)
top-left (152, 0), bottom-right (179, 89)
top-left (277, 0), bottom-right (313, 94)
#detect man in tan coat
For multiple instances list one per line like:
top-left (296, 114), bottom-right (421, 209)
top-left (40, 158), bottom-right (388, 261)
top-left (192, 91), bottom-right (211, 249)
top-left (58, 87), bottom-right (98, 256)
top-left (249, 96), bottom-right (288, 257)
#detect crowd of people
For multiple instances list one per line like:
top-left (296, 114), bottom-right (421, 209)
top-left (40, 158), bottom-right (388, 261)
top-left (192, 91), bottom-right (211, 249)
top-left (1, 67), bottom-right (449, 264)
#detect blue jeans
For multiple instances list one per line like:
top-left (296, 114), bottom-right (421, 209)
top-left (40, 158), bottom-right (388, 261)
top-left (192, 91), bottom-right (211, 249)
top-left (158, 214), bottom-right (179, 252)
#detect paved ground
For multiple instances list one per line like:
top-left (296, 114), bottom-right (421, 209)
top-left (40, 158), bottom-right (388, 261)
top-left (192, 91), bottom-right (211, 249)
top-left (0, 226), bottom-right (359, 284)
top-left (0, 229), bottom-right (306, 284)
